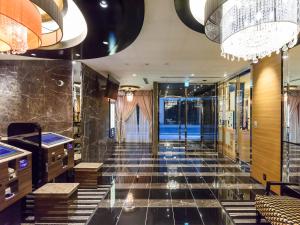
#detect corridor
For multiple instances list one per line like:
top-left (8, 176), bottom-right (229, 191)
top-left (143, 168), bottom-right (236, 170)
top-left (89, 143), bottom-right (266, 225)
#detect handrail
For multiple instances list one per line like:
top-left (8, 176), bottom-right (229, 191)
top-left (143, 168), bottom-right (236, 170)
top-left (282, 141), bottom-right (300, 146)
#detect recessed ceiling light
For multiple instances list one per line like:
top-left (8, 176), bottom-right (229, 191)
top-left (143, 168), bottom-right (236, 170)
top-left (132, 74), bottom-right (137, 77)
top-left (191, 74), bottom-right (195, 77)
top-left (102, 41), bottom-right (109, 45)
top-left (99, 0), bottom-right (108, 8)
top-left (31, 53), bottom-right (36, 56)
top-left (224, 73), bottom-right (227, 77)
top-left (75, 53), bottom-right (80, 57)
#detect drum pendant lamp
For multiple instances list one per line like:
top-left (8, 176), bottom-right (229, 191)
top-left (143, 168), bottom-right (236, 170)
top-left (0, 0), bottom-right (42, 54)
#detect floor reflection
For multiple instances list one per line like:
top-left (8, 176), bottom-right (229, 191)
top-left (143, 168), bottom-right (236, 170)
top-left (89, 143), bottom-right (263, 225)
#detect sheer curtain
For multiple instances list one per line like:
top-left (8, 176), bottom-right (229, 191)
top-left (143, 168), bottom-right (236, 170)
top-left (116, 91), bottom-right (153, 143)
top-left (125, 106), bottom-right (150, 143)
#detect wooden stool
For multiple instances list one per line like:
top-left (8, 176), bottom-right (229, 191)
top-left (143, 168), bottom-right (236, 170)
top-left (33, 183), bottom-right (79, 222)
top-left (74, 163), bottom-right (102, 188)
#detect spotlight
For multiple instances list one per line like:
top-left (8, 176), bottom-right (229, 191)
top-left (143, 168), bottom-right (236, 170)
top-left (99, 0), bottom-right (108, 8)
top-left (102, 41), bottom-right (109, 45)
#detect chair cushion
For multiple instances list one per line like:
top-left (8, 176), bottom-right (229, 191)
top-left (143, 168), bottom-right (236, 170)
top-left (255, 195), bottom-right (300, 225)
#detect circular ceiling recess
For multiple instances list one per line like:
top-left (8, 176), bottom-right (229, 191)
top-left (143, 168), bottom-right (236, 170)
top-left (174, 0), bottom-right (205, 34)
top-left (23, 0), bottom-right (145, 60)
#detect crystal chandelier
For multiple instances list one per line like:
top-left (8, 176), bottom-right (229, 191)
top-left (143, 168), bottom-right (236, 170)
top-left (126, 92), bottom-right (134, 102)
top-left (119, 85), bottom-right (140, 102)
top-left (0, 16), bottom-right (28, 54)
top-left (220, 0), bottom-right (300, 62)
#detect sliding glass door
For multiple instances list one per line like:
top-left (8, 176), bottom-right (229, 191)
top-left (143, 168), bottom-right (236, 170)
top-left (158, 83), bottom-right (217, 149)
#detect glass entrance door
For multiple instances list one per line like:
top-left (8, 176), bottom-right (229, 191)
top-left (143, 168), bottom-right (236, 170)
top-left (158, 83), bottom-right (217, 149)
top-left (159, 97), bottom-right (202, 142)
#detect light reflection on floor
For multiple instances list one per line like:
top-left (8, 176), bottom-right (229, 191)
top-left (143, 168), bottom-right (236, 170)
top-left (89, 143), bottom-right (264, 225)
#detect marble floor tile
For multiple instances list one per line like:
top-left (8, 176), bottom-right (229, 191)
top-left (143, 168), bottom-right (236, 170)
top-left (89, 145), bottom-right (263, 225)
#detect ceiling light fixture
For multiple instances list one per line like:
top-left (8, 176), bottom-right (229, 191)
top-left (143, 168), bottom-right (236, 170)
top-left (0, 0), bottom-right (42, 54)
top-left (75, 53), bottom-right (80, 57)
top-left (126, 92), bottom-right (134, 102)
top-left (119, 85), bottom-right (140, 102)
top-left (132, 73), bottom-right (137, 77)
top-left (102, 41), bottom-right (109, 45)
top-left (99, 0), bottom-right (108, 8)
top-left (191, 74), bottom-right (195, 77)
top-left (205, 0), bottom-right (300, 61)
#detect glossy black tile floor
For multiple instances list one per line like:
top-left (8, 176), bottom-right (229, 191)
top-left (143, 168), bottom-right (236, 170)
top-left (89, 143), bottom-right (265, 225)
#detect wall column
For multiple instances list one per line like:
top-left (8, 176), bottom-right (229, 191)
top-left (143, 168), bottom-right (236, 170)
top-left (251, 53), bottom-right (282, 194)
top-left (152, 82), bottom-right (159, 154)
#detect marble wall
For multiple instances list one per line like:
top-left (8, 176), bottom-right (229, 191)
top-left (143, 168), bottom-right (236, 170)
top-left (81, 64), bottom-right (114, 162)
top-left (0, 60), bottom-right (73, 137)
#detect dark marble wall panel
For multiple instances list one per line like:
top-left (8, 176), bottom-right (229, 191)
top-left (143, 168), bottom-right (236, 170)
top-left (81, 64), bottom-right (114, 162)
top-left (0, 60), bottom-right (73, 137)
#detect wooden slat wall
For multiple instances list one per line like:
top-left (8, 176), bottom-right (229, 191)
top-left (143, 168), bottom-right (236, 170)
top-left (251, 54), bottom-right (282, 194)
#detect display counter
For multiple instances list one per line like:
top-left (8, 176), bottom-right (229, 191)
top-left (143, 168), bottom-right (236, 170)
top-left (7, 123), bottom-right (74, 187)
top-left (0, 142), bottom-right (32, 211)
top-left (39, 132), bottom-right (74, 182)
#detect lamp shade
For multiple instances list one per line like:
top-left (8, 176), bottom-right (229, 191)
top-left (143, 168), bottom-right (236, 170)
top-left (30, 0), bottom-right (65, 48)
top-left (0, 0), bottom-right (42, 54)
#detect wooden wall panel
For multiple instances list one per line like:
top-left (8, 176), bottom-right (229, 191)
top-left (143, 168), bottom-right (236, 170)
top-left (251, 54), bottom-right (282, 194)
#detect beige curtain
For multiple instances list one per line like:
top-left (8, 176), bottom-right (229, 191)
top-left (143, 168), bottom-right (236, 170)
top-left (116, 91), bottom-right (153, 143)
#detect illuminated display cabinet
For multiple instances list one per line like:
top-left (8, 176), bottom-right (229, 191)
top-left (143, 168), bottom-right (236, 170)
top-left (7, 123), bottom-right (74, 187)
top-left (0, 143), bottom-right (32, 211)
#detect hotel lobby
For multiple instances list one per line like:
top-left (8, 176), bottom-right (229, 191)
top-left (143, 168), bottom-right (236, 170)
top-left (0, 0), bottom-right (299, 225)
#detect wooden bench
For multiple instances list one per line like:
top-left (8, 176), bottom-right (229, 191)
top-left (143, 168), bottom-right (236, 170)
top-left (256, 182), bottom-right (300, 225)
top-left (74, 162), bottom-right (103, 188)
top-left (33, 183), bottom-right (79, 222)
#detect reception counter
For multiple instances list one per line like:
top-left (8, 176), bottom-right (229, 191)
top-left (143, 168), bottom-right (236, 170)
top-left (0, 143), bottom-right (32, 211)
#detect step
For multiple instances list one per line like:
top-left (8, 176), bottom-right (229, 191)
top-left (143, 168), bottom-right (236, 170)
top-left (222, 201), bottom-right (255, 206)
top-left (233, 218), bottom-right (268, 224)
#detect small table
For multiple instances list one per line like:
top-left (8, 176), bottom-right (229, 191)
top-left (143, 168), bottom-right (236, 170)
top-left (33, 183), bottom-right (79, 222)
top-left (74, 163), bottom-right (103, 188)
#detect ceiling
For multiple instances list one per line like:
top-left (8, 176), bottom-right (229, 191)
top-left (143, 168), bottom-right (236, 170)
top-left (0, 0), bottom-right (248, 90)
top-left (82, 0), bottom-right (248, 89)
